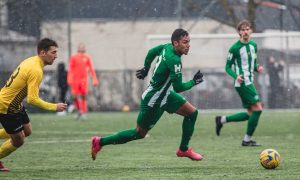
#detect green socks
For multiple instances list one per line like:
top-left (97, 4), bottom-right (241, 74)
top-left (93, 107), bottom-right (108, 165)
top-left (100, 128), bottom-right (144, 146)
top-left (180, 110), bottom-right (198, 151)
top-left (100, 110), bottom-right (200, 151)
top-left (247, 111), bottom-right (262, 136)
top-left (226, 112), bottom-right (249, 122)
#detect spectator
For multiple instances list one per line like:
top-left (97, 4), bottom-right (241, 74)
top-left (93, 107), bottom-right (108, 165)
top-left (267, 55), bottom-right (284, 108)
top-left (57, 62), bottom-right (68, 115)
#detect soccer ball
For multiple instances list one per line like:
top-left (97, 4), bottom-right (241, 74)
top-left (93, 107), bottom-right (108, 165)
top-left (259, 149), bottom-right (280, 169)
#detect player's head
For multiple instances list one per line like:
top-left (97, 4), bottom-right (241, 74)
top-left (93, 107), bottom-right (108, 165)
top-left (77, 43), bottom-right (86, 53)
top-left (236, 20), bottom-right (252, 42)
top-left (37, 38), bottom-right (58, 65)
top-left (171, 28), bottom-right (190, 55)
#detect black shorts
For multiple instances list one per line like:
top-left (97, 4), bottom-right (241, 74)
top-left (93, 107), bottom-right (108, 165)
top-left (0, 108), bottom-right (30, 134)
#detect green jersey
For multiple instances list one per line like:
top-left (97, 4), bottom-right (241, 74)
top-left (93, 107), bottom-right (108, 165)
top-left (225, 40), bottom-right (259, 87)
top-left (141, 43), bottom-right (195, 107)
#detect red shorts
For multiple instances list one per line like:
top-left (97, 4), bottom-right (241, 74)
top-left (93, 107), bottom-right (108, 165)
top-left (71, 81), bottom-right (88, 95)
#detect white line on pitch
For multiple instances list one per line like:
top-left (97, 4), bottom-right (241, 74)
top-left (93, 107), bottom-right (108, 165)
top-left (33, 131), bottom-right (115, 134)
top-left (26, 134), bottom-right (150, 144)
top-left (27, 139), bottom-right (90, 144)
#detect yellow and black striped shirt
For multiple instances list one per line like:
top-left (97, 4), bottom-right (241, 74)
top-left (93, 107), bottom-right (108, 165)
top-left (0, 56), bottom-right (57, 114)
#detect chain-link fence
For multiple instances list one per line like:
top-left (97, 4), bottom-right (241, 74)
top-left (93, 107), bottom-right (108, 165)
top-left (2, 66), bottom-right (299, 113)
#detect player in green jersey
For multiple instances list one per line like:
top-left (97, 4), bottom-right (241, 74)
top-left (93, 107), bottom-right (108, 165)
top-left (215, 20), bottom-right (264, 146)
top-left (91, 29), bottom-right (204, 161)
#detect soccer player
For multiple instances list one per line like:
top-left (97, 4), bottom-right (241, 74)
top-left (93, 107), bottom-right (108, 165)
top-left (91, 28), bottom-right (204, 161)
top-left (67, 43), bottom-right (99, 119)
top-left (0, 38), bottom-right (67, 171)
top-left (215, 20), bottom-right (264, 146)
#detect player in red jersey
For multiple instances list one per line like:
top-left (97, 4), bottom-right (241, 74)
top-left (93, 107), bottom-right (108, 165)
top-left (67, 43), bottom-right (99, 119)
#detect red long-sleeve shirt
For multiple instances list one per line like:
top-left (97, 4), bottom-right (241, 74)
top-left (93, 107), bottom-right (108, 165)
top-left (67, 53), bottom-right (99, 85)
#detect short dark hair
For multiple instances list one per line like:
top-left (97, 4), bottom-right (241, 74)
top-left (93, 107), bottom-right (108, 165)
top-left (37, 38), bottom-right (58, 54)
top-left (236, 20), bottom-right (252, 31)
top-left (171, 28), bottom-right (189, 44)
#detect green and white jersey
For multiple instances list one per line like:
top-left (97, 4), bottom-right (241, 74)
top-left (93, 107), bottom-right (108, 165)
top-left (141, 43), bottom-right (194, 107)
top-left (225, 40), bottom-right (259, 87)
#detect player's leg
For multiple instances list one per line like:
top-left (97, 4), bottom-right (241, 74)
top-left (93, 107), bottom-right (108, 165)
top-left (73, 95), bottom-right (81, 112)
top-left (215, 86), bottom-right (251, 136)
top-left (91, 105), bottom-right (164, 160)
top-left (242, 101), bottom-right (262, 146)
top-left (100, 106), bottom-right (162, 145)
top-left (176, 102), bottom-right (197, 151)
top-left (219, 112), bottom-right (250, 123)
top-left (164, 92), bottom-right (202, 161)
top-left (0, 118), bottom-right (24, 161)
top-left (80, 81), bottom-right (88, 117)
top-left (241, 84), bottom-right (262, 146)
top-left (71, 83), bottom-right (82, 116)
top-left (79, 81), bottom-right (88, 118)
top-left (23, 123), bottom-right (32, 137)
top-left (20, 107), bottom-right (32, 137)
top-left (76, 82), bottom-right (88, 119)
top-left (80, 95), bottom-right (87, 119)
top-left (0, 131), bottom-right (20, 172)
top-left (215, 112), bottom-right (250, 136)
top-left (0, 129), bottom-right (9, 139)
top-left (0, 108), bottom-right (30, 160)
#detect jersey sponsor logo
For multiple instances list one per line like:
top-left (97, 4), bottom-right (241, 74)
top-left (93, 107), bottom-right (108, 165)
top-left (227, 53), bottom-right (233, 61)
top-left (174, 64), bottom-right (181, 74)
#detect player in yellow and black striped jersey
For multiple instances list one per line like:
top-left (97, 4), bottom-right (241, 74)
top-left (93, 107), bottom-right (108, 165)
top-left (0, 38), bottom-right (67, 171)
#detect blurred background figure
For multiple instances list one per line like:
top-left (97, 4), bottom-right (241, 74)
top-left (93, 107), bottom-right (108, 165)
top-left (67, 43), bottom-right (99, 120)
top-left (56, 62), bottom-right (68, 115)
top-left (267, 55), bottom-right (284, 108)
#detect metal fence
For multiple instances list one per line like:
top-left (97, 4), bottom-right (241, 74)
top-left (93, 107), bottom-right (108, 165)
top-left (2, 66), bottom-right (299, 113)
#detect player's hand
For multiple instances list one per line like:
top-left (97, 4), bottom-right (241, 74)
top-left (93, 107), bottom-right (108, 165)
top-left (56, 103), bottom-right (67, 112)
top-left (257, 65), bottom-right (263, 73)
top-left (136, 67), bottom-right (149, 80)
top-left (93, 79), bottom-right (99, 86)
top-left (236, 75), bottom-right (244, 83)
top-left (193, 70), bottom-right (204, 85)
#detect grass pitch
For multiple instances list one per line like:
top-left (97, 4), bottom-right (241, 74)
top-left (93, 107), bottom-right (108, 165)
top-left (1, 111), bottom-right (299, 179)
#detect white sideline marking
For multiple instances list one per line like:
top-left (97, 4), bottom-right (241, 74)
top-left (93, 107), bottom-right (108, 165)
top-left (27, 134), bottom-right (150, 144)
top-left (27, 139), bottom-right (90, 144)
top-left (33, 131), bottom-right (114, 135)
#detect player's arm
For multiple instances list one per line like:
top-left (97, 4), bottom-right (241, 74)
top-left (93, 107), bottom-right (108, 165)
top-left (172, 74), bottom-right (194, 93)
top-left (225, 50), bottom-right (238, 79)
top-left (136, 44), bottom-right (165, 79)
top-left (172, 70), bottom-right (203, 93)
top-left (26, 69), bottom-right (58, 111)
top-left (254, 60), bottom-right (263, 73)
top-left (144, 44), bottom-right (165, 69)
top-left (253, 45), bottom-right (263, 73)
top-left (86, 56), bottom-right (99, 85)
top-left (168, 59), bottom-right (203, 93)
